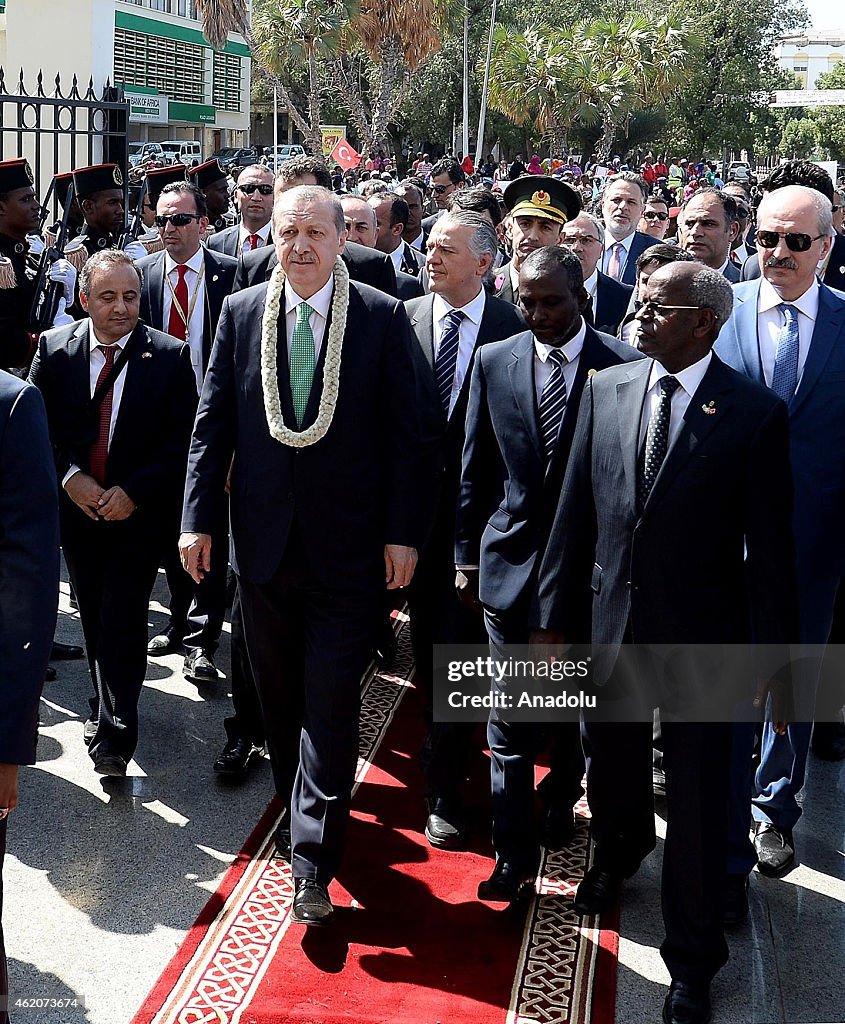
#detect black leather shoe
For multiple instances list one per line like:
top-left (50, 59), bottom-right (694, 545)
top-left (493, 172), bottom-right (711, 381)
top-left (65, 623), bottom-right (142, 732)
top-left (722, 873), bottom-right (749, 928)
top-left (539, 803), bottom-right (577, 850)
top-left (754, 821), bottom-right (795, 876)
top-left (83, 719), bottom-right (98, 746)
top-left (811, 721), bottom-right (845, 761)
top-left (424, 797), bottom-right (465, 849)
top-left (148, 626), bottom-right (185, 656)
top-left (183, 649), bottom-right (220, 683)
top-left (45, 666), bottom-right (57, 682)
top-left (213, 737), bottom-right (263, 776)
top-left (93, 753), bottom-right (127, 777)
top-left (662, 980), bottom-right (712, 1024)
top-left (51, 640), bottom-right (84, 660)
top-left (573, 865), bottom-right (625, 916)
top-left (292, 878), bottom-right (333, 926)
top-left (477, 861), bottom-right (535, 904)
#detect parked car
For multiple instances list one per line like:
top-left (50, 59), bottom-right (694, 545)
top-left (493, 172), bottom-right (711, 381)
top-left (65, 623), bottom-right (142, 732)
top-left (210, 147), bottom-right (262, 170)
top-left (726, 160), bottom-right (753, 183)
top-left (128, 142), bottom-right (166, 168)
top-left (263, 144), bottom-right (306, 169)
top-left (160, 140), bottom-right (203, 166)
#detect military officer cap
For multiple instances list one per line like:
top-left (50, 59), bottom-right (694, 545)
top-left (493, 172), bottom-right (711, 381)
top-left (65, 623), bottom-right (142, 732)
top-left (145, 163), bottom-right (187, 206)
top-left (503, 174), bottom-right (581, 226)
top-left (0, 158), bottom-right (35, 194)
top-left (188, 159), bottom-right (227, 191)
top-left (54, 171), bottom-right (75, 209)
top-left (72, 163), bottom-right (124, 199)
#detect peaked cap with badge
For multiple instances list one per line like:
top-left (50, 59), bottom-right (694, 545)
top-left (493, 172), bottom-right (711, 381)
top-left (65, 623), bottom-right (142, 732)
top-left (188, 159), bottom-right (227, 191)
top-left (502, 174), bottom-right (581, 226)
top-left (72, 163), bottom-right (124, 199)
top-left (0, 158), bottom-right (35, 194)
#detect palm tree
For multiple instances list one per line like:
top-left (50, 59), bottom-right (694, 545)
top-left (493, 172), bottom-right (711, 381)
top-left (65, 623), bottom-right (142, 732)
top-left (195, 0), bottom-right (249, 51)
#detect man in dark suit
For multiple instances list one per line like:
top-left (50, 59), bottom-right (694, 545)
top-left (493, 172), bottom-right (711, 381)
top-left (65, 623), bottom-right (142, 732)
top-left (456, 246), bottom-right (642, 902)
top-left (136, 181), bottom-right (237, 685)
top-left (534, 262), bottom-right (798, 1024)
top-left (369, 191), bottom-right (426, 277)
top-left (678, 188), bottom-right (741, 282)
top-left (600, 172), bottom-right (660, 285)
top-left (562, 211), bottom-right (633, 334)
top-left (405, 209), bottom-right (525, 849)
top-left (395, 180), bottom-right (428, 252)
top-left (495, 176), bottom-right (580, 305)
top-left (29, 250), bottom-right (197, 776)
top-left (421, 157), bottom-right (467, 234)
top-left (716, 183), bottom-right (845, 881)
top-left (0, 370), bottom-right (59, 1021)
top-left (208, 163), bottom-right (274, 258)
top-left (340, 194), bottom-right (423, 301)
top-left (180, 186), bottom-right (427, 926)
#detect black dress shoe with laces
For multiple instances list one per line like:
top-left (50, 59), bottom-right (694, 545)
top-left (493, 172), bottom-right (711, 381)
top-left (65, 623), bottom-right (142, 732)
top-left (662, 980), bottom-right (712, 1024)
top-left (147, 625), bottom-right (186, 656)
top-left (754, 821), bottom-right (795, 876)
top-left (539, 803), bottom-right (577, 850)
top-left (477, 861), bottom-right (536, 904)
top-left (183, 648), bottom-right (220, 683)
top-left (213, 737), bottom-right (263, 776)
top-left (424, 796), bottom-right (465, 849)
top-left (51, 640), bottom-right (84, 660)
top-left (93, 753), bottom-right (127, 777)
top-left (573, 865), bottom-right (625, 916)
top-left (292, 878), bottom-right (333, 926)
top-left (722, 873), bottom-right (749, 928)
top-left (274, 810), bottom-right (292, 860)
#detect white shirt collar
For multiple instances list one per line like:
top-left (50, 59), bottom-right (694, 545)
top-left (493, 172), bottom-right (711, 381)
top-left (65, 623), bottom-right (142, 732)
top-left (583, 269), bottom-right (598, 297)
top-left (604, 228), bottom-right (634, 253)
top-left (534, 317), bottom-right (587, 364)
top-left (648, 351), bottom-right (712, 397)
top-left (717, 258), bottom-right (730, 275)
top-left (91, 327), bottom-right (131, 351)
top-left (239, 221), bottom-right (272, 243)
top-left (164, 246), bottom-right (204, 276)
top-left (411, 229), bottom-right (425, 250)
top-left (388, 244), bottom-right (404, 272)
top-left (758, 276), bottom-right (819, 321)
top-left (432, 286), bottom-right (486, 326)
top-left (285, 274), bottom-right (334, 319)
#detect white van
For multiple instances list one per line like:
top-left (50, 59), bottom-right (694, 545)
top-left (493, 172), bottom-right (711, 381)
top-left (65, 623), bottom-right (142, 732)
top-left (160, 140), bottom-right (203, 167)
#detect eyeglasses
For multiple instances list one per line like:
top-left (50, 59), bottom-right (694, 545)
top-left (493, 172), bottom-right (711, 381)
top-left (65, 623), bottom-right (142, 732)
top-left (832, 205), bottom-right (843, 213)
top-left (735, 207), bottom-right (751, 220)
top-left (756, 230), bottom-right (826, 252)
top-left (431, 183), bottom-right (454, 195)
top-left (642, 211), bottom-right (669, 221)
top-left (563, 234), bottom-right (602, 245)
top-left (154, 213), bottom-right (202, 228)
top-left (237, 183), bottom-right (274, 196)
top-left (636, 301), bottom-right (701, 318)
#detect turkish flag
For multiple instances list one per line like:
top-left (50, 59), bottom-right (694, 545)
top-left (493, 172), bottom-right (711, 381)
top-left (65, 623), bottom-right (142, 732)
top-left (331, 138), bottom-right (361, 171)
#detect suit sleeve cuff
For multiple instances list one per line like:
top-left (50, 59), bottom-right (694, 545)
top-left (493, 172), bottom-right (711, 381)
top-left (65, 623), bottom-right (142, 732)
top-left (62, 465), bottom-right (82, 489)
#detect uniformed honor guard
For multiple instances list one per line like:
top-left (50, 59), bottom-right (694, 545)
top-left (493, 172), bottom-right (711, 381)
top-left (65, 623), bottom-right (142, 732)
top-left (72, 163), bottom-right (126, 256)
top-left (45, 171), bottom-right (84, 246)
top-left (188, 159), bottom-right (231, 235)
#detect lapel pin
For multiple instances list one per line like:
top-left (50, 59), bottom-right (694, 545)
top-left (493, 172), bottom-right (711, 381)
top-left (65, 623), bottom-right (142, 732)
top-left (142, 351), bottom-right (152, 359)
top-left (212, 274), bottom-right (219, 282)
top-left (587, 368), bottom-right (597, 377)
top-left (702, 400), bottom-right (716, 415)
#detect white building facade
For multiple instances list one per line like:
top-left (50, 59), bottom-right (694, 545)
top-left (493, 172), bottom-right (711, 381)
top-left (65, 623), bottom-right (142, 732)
top-left (776, 31), bottom-right (845, 89)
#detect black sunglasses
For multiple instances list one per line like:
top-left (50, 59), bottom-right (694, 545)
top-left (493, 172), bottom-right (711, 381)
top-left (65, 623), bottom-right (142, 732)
top-left (756, 230), bottom-right (826, 253)
top-left (154, 213), bottom-right (202, 228)
top-left (237, 183), bottom-right (274, 196)
top-left (643, 211), bottom-right (669, 221)
top-left (431, 183), bottom-right (453, 195)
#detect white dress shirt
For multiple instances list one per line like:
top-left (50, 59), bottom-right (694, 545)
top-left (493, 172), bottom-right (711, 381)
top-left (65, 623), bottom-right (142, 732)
top-left (602, 229), bottom-right (635, 277)
top-left (757, 277), bottom-right (818, 390)
top-left (284, 276), bottom-right (334, 361)
top-left (62, 329), bottom-right (132, 488)
top-left (410, 229), bottom-right (426, 251)
top-left (238, 220), bottom-right (272, 254)
top-left (583, 269), bottom-right (599, 302)
top-left (432, 287), bottom-right (486, 418)
top-left (638, 352), bottom-right (713, 452)
top-left (388, 242), bottom-right (404, 274)
top-left (163, 247), bottom-right (206, 392)
top-left (533, 318), bottom-right (587, 400)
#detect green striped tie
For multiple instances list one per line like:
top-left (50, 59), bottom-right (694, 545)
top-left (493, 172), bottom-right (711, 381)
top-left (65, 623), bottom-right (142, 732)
top-left (290, 301), bottom-right (316, 427)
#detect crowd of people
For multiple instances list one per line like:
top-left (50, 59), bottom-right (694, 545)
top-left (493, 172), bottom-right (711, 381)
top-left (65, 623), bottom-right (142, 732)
top-left (1, 144), bottom-right (844, 1024)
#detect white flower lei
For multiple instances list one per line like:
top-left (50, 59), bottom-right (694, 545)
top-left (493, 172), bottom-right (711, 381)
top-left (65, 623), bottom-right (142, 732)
top-left (260, 255), bottom-right (349, 447)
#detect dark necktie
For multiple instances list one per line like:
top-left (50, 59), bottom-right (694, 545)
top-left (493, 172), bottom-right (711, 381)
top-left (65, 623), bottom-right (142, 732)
top-left (167, 264), bottom-right (189, 342)
top-left (89, 345), bottom-right (117, 486)
top-left (434, 309), bottom-right (465, 413)
top-left (538, 348), bottom-right (568, 463)
top-left (637, 375), bottom-right (681, 511)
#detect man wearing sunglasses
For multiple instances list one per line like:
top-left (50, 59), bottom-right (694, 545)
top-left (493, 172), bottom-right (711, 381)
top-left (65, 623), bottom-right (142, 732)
top-left (637, 197), bottom-right (671, 241)
top-left (421, 157), bottom-right (467, 235)
top-left (136, 182), bottom-right (238, 687)
top-left (208, 164), bottom-right (275, 259)
top-left (717, 183), bottom-right (845, 893)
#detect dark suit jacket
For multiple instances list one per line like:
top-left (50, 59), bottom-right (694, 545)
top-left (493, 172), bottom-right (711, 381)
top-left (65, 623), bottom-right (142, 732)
top-left (396, 268), bottom-right (425, 300)
top-left (398, 241), bottom-right (426, 277)
top-left (716, 278), bottom-right (845, 589)
top-left (136, 247), bottom-right (238, 373)
top-left (0, 372), bottom-right (58, 764)
top-left (182, 280), bottom-right (427, 589)
top-left (233, 241), bottom-right (398, 297)
top-left (421, 210), bottom-right (446, 234)
top-left (28, 319), bottom-right (198, 531)
top-left (207, 224), bottom-right (272, 259)
top-left (535, 355), bottom-right (798, 657)
top-left (740, 232), bottom-right (845, 293)
top-left (593, 272), bottom-right (634, 335)
top-left (612, 230), bottom-right (660, 286)
top-left (456, 326), bottom-right (642, 611)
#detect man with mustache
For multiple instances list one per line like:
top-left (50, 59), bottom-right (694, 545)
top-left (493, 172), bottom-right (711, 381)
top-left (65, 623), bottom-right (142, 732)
top-left (717, 183), bottom-right (845, 902)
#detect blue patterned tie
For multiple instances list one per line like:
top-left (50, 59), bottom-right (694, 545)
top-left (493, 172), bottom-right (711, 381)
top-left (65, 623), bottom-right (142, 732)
top-left (434, 309), bottom-right (465, 413)
top-left (539, 348), bottom-right (568, 463)
top-left (771, 303), bottom-right (800, 403)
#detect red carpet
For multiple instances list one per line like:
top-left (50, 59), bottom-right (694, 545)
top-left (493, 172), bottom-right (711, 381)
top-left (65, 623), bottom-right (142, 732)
top-left (132, 616), bottom-right (619, 1024)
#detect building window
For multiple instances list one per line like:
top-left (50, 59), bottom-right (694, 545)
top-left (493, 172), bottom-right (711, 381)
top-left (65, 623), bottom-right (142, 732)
top-left (214, 53), bottom-right (242, 112)
top-left (115, 27), bottom-right (206, 105)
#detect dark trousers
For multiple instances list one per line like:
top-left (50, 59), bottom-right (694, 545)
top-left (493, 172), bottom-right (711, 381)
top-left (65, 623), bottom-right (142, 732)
top-left (1, 817), bottom-right (7, 1024)
top-left (224, 585), bottom-right (265, 745)
top-left (583, 713), bottom-right (731, 986)
top-left (485, 605), bottom-right (584, 872)
top-left (237, 543), bottom-right (379, 883)
top-left (62, 514), bottom-right (162, 762)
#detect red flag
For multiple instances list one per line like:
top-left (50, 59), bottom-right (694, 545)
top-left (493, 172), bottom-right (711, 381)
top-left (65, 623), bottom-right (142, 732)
top-left (331, 138), bottom-right (361, 171)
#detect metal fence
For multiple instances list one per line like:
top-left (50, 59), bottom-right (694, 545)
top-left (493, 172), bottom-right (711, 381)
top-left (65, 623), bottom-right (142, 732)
top-left (0, 68), bottom-right (129, 216)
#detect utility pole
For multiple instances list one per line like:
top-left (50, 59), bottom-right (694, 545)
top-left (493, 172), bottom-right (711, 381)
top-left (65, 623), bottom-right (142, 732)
top-left (475, 0), bottom-right (497, 170)
top-left (462, 2), bottom-right (470, 158)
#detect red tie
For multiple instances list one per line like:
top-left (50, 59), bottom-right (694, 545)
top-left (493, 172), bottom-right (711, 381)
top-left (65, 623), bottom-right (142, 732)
top-left (248, 233), bottom-right (260, 252)
top-left (89, 345), bottom-right (116, 486)
top-left (167, 264), bottom-right (189, 341)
